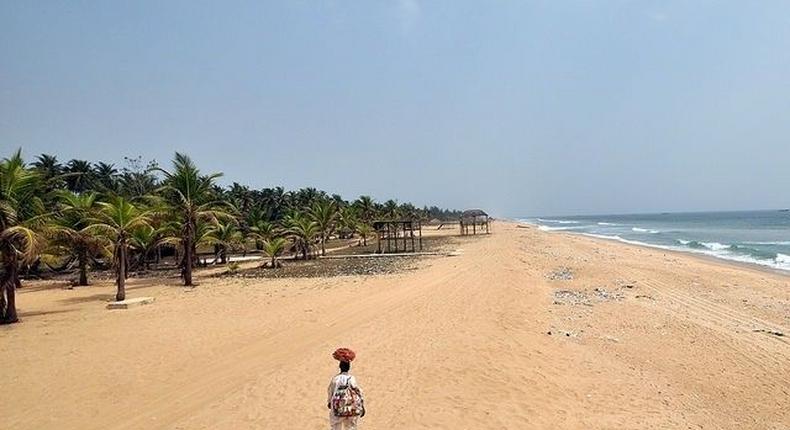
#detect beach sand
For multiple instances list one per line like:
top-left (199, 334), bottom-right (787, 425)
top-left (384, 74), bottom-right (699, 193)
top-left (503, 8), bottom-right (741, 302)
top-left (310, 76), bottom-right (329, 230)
top-left (1, 222), bottom-right (788, 429)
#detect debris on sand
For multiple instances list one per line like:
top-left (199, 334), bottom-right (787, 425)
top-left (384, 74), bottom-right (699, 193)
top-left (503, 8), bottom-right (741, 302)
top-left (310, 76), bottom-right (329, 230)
top-left (553, 287), bottom-right (623, 305)
top-left (593, 287), bottom-right (624, 301)
top-left (753, 328), bottom-right (785, 337)
top-left (552, 289), bottom-right (590, 306)
top-left (614, 279), bottom-right (637, 289)
top-left (546, 329), bottom-right (578, 338)
top-left (547, 267), bottom-right (574, 281)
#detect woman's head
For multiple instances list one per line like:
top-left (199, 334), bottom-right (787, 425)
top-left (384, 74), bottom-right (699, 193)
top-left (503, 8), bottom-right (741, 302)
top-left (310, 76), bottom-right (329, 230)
top-left (339, 361), bottom-right (351, 372)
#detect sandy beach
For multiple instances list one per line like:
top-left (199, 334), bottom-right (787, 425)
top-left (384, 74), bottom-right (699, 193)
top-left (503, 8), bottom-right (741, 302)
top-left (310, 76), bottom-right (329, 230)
top-left (1, 221), bottom-right (788, 429)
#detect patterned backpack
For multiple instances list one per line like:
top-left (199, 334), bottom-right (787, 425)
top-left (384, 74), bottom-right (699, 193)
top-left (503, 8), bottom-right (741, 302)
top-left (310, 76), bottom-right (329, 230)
top-left (331, 375), bottom-right (364, 417)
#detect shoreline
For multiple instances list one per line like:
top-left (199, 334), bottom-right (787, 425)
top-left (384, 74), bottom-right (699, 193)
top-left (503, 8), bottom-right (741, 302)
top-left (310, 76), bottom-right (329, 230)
top-left (515, 220), bottom-right (790, 278)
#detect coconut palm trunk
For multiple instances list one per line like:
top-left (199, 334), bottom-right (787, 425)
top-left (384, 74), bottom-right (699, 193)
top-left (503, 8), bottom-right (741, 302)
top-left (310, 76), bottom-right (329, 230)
top-left (183, 220), bottom-right (194, 285)
top-left (116, 241), bottom-right (127, 301)
top-left (78, 249), bottom-right (89, 286)
top-left (1, 250), bottom-right (19, 324)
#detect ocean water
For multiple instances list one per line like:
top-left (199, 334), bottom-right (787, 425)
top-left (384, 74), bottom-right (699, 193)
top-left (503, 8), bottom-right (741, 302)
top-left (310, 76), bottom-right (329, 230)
top-left (522, 210), bottom-right (790, 272)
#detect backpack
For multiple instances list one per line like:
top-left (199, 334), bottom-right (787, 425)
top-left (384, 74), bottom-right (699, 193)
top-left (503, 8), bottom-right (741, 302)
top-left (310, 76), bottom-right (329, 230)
top-left (331, 375), bottom-right (364, 417)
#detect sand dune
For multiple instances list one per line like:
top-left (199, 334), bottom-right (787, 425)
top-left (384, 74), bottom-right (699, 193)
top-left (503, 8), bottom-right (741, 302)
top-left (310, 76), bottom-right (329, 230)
top-left (1, 222), bottom-right (788, 429)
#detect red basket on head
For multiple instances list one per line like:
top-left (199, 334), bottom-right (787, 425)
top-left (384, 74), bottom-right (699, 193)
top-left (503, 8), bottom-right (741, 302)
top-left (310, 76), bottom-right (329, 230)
top-left (332, 348), bottom-right (356, 362)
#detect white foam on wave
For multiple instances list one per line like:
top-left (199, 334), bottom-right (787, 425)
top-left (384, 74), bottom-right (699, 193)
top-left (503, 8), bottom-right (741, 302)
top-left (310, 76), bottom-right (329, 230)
top-left (597, 222), bottom-right (618, 226)
top-left (632, 227), bottom-right (660, 234)
top-left (582, 234), bottom-right (790, 272)
top-left (701, 242), bottom-right (729, 251)
top-left (742, 241), bottom-right (790, 246)
top-left (537, 218), bottom-right (579, 224)
top-left (776, 253), bottom-right (790, 265)
top-left (582, 233), bottom-right (674, 249)
top-left (538, 225), bottom-right (586, 232)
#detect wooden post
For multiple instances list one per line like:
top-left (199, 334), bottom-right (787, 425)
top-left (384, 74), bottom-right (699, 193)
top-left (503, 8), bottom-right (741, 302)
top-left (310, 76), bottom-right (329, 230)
top-left (419, 222), bottom-right (423, 250)
top-left (410, 224), bottom-right (415, 252)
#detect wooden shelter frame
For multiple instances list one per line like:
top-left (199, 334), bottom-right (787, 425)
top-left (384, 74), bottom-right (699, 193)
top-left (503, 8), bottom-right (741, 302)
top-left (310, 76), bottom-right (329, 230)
top-left (373, 220), bottom-right (423, 253)
top-left (460, 209), bottom-right (490, 235)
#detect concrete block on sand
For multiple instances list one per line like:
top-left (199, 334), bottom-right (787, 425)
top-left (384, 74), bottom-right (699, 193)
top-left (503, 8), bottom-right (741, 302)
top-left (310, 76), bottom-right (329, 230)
top-left (106, 297), bottom-right (155, 310)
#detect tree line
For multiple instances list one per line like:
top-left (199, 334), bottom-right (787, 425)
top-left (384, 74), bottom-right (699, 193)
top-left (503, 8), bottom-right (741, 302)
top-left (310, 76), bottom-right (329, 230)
top-left (0, 150), bottom-right (463, 325)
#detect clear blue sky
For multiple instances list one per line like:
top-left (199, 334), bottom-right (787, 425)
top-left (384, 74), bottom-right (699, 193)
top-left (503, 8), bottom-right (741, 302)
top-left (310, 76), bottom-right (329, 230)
top-left (2, 1), bottom-right (789, 216)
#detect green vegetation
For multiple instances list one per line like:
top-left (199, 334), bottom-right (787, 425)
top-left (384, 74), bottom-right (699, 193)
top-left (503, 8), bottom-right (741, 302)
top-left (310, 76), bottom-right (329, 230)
top-left (0, 149), bottom-right (462, 324)
top-left (87, 197), bottom-right (151, 301)
top-left (261, 237), bottom-right (288, 269)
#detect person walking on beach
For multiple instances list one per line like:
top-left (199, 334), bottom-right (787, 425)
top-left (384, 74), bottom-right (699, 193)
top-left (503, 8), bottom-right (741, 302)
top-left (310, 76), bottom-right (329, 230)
top-left (327, 348), bottom-right (365, 430)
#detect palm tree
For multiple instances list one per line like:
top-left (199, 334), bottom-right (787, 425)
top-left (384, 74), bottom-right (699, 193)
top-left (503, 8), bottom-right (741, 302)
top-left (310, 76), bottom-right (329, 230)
top-left (50, 191), bottom-right (103, 286)
top-left (156, 153), bottom-right (226, 286)
top-left (0, 150), bottom-right (44, 324)
top-left (64, 159), bottom-right (95, 193)
top-left (93, 162), bottom-right (119, 194)
top-left (337, 206), bottom-right (359, 239)
top-left (32, 154), bottom-right (62, 177)
top-left (128, 225), bottom-right (160, 271)
top-left (32, 154), bottom-right (65, 202)
top-left (309, 200), bottom-right (337, 256)
top-left (290, 187), bottom-right (324, 209)
top-left (250, 219), bottom-right (276, 249)
top-left (399, 202), bottom-right (419, 220)
top-left (354, 195), bottom-right (377, 223)
top-left (261, 186), bottom-right (287, 220)
top-left (87, 197), bottom-right (150, 301)
top-left (227, 183), bottom-right (253, 216)
top-left (206, 220), bottom-right (243, 264)
top-left (356, 223), bottom-right (374, 246)
top-left (32, 153), bottom-right (64, 183)
top-left (261, 237), bottom-right (287, 268)
top-left (383, 199), bottom-right (400, 220)
top-left (284, 212), bottom-right (318, 260)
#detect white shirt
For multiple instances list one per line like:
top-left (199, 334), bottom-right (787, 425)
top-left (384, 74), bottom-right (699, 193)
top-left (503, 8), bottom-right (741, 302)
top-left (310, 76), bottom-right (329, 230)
top-left (327, 372), bottom-right (363, 405)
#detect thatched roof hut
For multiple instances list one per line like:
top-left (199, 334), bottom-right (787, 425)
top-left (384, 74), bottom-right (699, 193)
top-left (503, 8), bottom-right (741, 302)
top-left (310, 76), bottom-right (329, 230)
top-left (459, 209), bottom-right (490, 235)
top-left (461, 209), bottom-right (488, 219)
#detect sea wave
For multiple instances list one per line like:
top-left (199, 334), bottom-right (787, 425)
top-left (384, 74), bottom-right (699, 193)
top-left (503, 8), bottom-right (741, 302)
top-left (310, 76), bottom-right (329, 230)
top-left (582, 233), bottom-right (675, 250)
top-left (741, 241), bottom-right (790, 246)
top-left (537, 218), bottom-right (579, 224)
top-left (676, 240), bottom-right (730, 251)
top-left (701, 242), bottom-right (729, 251)
top-left (632, 227), bottom-right (659, 234)
top-left (587, 235), bottom-right (790, 272)
top-left (597, 222), bottom-right (618, 226)
top-left (776, 253), bottom-right (790, 265)
top-left (538, 225), bottom-right (586, 232)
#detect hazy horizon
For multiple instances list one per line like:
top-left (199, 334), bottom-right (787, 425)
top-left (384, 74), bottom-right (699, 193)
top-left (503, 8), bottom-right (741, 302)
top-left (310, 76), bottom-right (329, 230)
top-left (2, 1), bottom-right (789, 217)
